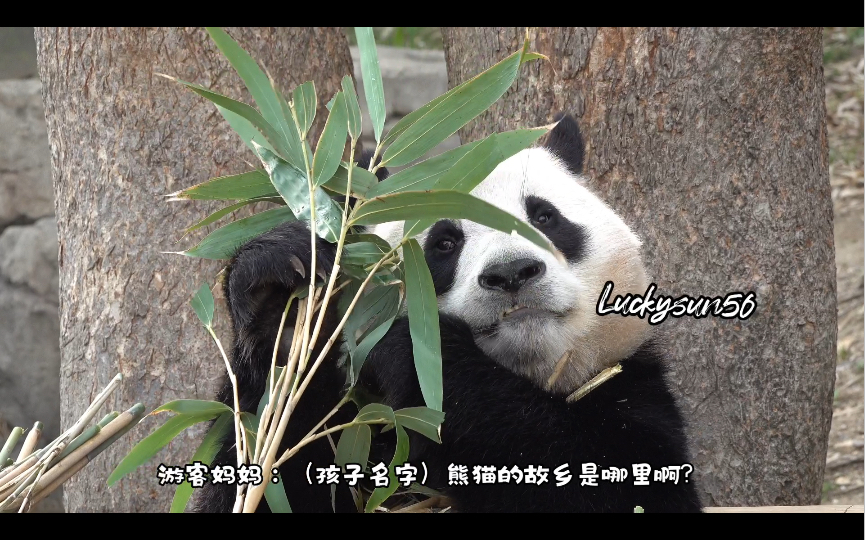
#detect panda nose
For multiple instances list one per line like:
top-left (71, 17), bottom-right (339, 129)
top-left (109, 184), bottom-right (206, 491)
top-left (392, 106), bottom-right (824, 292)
top-left (478, 258), bottom-right (546, 293)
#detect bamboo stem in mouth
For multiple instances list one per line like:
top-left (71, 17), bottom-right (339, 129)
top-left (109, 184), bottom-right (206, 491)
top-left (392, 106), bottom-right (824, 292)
top-left (566, 364), bottom-right (623, 403)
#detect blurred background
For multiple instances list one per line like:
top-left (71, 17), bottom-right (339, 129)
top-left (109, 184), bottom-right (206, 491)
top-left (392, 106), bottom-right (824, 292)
top-left (0, 27), bottom-right (861, 511)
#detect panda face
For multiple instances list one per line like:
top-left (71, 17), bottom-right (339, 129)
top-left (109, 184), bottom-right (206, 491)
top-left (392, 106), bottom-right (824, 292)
top-left (371, 119), bottom-right (652, 392)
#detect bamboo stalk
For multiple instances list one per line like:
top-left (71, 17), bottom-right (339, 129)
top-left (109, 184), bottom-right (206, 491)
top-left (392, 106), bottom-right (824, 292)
top-left (16, 422), bottom-right (42, 462)
top-left (25, 404), bottom-right (144, 499)
top-left (546, 350), bottom-right (572, 390)
top-left (0, 454), bottom-right (37, 488)
top-left (0, 427), bottom-right (24, 467)
top-left (255, 296), bottom-right (308, 464)
top-left (97, 411), bottom-right (120, 428)
top-left (56, 425), bottom-right (100, 461)
top-left (1, 461), bottom-right (44, 510)
top-left (9, 458), bottom-right (86, 512)
top-left (0, 374), bottom-right (126, 510)
top-left (66, 373), bottom-right (123, 443)
top-left (566, 364), bottom-right (623, 403)
top-left (17, 404), bottom-right (145, 513)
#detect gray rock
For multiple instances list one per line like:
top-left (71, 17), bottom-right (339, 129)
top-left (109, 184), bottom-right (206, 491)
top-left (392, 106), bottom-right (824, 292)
top-left (0, 217), bottom-right (58, 297)
top-left (0, 79), bottom-right (54, 229)
top-left (0, 217), bottom-right (60, 444)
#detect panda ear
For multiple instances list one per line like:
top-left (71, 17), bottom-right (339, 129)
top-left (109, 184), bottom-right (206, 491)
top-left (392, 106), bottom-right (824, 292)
top-left (544, 113), bottom-right (584, 176)
top-left (357, 148), bottom-right (390, 181)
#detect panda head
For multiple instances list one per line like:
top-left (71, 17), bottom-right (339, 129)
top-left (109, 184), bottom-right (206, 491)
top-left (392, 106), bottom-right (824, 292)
top-left (371, 114), bottom-right (652, 393)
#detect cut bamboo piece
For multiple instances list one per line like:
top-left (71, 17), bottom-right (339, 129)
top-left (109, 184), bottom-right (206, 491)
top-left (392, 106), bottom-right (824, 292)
top-left (0, 427), bottom-right (24, 467)
top-left (30, 403), bottom-right (144, 495)
top-left (16, 422), bottom-right (42, 462)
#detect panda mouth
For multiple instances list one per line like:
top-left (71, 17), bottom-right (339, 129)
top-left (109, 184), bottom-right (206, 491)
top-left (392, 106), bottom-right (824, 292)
top-left (500, 305), bottom-right (547, 320)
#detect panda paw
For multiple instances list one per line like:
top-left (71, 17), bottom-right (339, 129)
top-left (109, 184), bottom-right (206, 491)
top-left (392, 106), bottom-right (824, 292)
top-left (226, 220), bottom-right (336, 328)
top-left (358, 314), bottom-right (482, 410)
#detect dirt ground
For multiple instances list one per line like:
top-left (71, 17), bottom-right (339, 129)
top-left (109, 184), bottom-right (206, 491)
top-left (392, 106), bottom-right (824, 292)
top-left (821, 27), bottom-right (864, 505)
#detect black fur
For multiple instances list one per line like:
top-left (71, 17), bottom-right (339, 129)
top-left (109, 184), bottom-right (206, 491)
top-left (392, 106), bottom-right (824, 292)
top-left (545, 113), bottom-right (585, 176)
top-left (525, 195), bottom-right (589, 263)
top-left (423, 220), bottom-right (465, 295)
top-left (195, 221), bottom-right (357, 513)
top-left (358, 316), bottom-right (702, 513)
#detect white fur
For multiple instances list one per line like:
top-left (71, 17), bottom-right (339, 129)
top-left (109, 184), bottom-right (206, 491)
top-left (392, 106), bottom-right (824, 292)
top-left (371, 147), bottom-right (651, 393)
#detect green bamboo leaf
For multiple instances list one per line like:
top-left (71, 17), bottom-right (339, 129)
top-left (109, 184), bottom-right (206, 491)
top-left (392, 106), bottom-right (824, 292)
top-left (205, 27), bottom-right (304, 167)
top-left (341, 75), bottom-right (362, 140)
top-left (379, 36), bottom-right (541, 153)
top-left (403, 239), bottom-right (442, 412)
top-left (180, 206), bottom-right (296, 260)
top-left (379, 49), bottom-right (523, 167)
top-left (344, 284), bottom-right (400, 352)
top-left (185, 197), bottom-right (284, 233)
top-left (403, 126), bottom-right (550, 236)
top-left (367, 139), bottom-right (483, 198)
top-left (402, 136), bottom-right (497, 236)
top-left (265, 479), bottom-right (292, 513)
top-left (239, 411), bottom-right (258, 454)
top-left (354, 27), bottom-right (386, 144)
top-left (371, 127), bottom-right (550, 199)
top-left (335, 424), bottom-right (371, 470)
top-left (253, 144), bottom-right (342, 243)
top-left (343, 242), bottom-right (388, 266)
top-left (312, 92), bottom-right (347, 188)
top-left (239, 412), bottom-right (258, 437)
top-left (427, 134), bottom-right (498, 191)
top-left (170, 412), bottom-right (232, 513)
top-left (190, 284), bottom-right (215, 327)
top-left (345, 233), bottom-right (393, 253)
top-left (355, 403), bottom-right (395, 425)
top-left (292, 81), bottom-right (317, 139)
top-left (166, 170), bottom-right (276, 202)
top-left (341, 264), bottom-right (401, 288)
top-left (364, 424), bottom-right (409, 512)
top-left (351, 190), bottom-right (553, 253)
top-left (160, 74), bottom-right (293, 165)
top-left (107, 412), bottom-right (220, 486)
top-left (394, 407), bottom-right (445, 444)
top-left (521, 52), bottom-right (548, 64)
top-left (351, 315), bottom-right (397, 385)
top-left (152, 400), bottom-right (231, 417)
top-left (323, 163), bottom-right (378, 200)
top-left (216, 106), bottom-right (277, 156)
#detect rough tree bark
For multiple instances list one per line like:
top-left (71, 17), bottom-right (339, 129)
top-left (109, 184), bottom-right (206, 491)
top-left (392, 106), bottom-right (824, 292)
top-left (35, 27), bottom-right (353, 512)
top-left (442, 27), bottom-right (835, 506)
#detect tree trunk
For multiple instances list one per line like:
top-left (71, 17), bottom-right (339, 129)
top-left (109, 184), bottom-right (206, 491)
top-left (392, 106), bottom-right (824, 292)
top-left (442, 27), bottom-right (835, 507)
top-left (34, 27), bottom-right (353, 513)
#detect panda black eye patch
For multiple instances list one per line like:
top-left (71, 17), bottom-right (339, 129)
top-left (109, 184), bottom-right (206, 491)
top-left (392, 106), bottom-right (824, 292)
top-left (423, 220), bottom-right (464, 295)
top-left (525, 195), bottom-right (587, 263)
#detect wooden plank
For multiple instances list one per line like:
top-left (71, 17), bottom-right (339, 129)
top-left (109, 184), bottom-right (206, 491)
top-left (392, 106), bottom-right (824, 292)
top-left (705, 505), bottom-right (864, 513)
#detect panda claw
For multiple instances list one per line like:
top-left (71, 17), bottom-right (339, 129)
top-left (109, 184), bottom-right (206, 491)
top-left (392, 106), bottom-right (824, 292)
top-left (288, 254), bottom-right (306, 279)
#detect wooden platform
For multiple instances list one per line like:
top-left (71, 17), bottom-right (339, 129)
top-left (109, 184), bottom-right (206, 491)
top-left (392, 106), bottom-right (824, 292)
top-left (704, 505), bottom-right (864, 513)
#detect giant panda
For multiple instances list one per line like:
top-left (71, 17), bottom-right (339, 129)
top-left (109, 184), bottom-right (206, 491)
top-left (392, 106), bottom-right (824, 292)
top-left (195, 114), bottom-right (703, 513)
